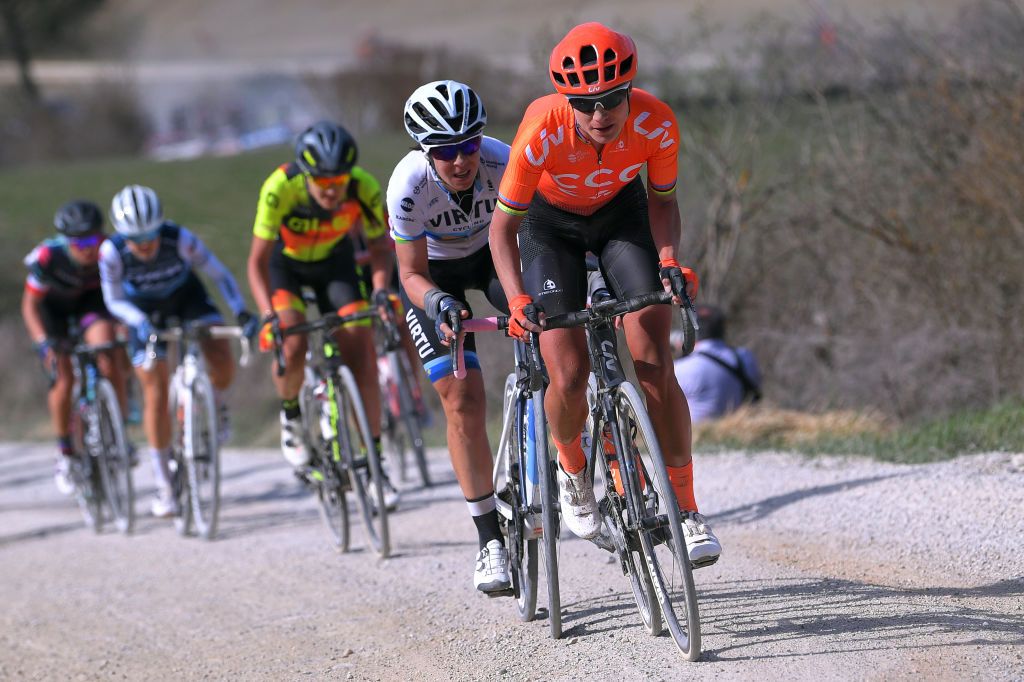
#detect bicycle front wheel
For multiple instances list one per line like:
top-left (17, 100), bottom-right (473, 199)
top-left (500, 374), bottom-right (538, 622)
top-left (301, 371), bottom-right (351, 552)
top-left (532, 385), bottom-right (561, 639)
top-left (183, 371), bottom-right (221, 540)
top-left (337, 365), bottom-right (390, 558)
top-left (71, 404), bottom-right (103, 533)
top-left (617, 382), bottom-right (701, 661)
top-left (94, 378), bottom-right (134, 534)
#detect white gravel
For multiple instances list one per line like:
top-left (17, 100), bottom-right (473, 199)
top-left (1, 443), bottom-right (1021, 680)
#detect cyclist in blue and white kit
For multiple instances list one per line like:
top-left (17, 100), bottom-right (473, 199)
top-left (99, 185), bottom-right (257, 518)
top-left (388, 80), bottom-right (512, 592)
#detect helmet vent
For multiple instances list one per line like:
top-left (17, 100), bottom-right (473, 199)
top-left (580, 45), bottom-right (598, 66)
top-left (620, 54), bottom-right (634, 77)
top-left (552, 72), bottom-right (566, 86)
top-left (567, 72), bottom-right (580, 87)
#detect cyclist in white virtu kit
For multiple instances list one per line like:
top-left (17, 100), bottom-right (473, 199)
top-left (99, 185), bottom-right (256, 518)
top-left (387, 80), bottom-right (513, 593)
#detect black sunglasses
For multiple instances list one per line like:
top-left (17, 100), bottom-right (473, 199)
top-left (426, 136), bottom-right (483, 162)
top-left (567, 85), bottom-right (631, 114)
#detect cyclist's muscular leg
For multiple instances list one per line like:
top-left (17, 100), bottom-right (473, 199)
top-left (84, 319), bottom-right (128, 411)
top-left (48, 353), bottom-right (75, 439)
top-left (622, 305), bottom-right (690, 466)
top-left (434, 371), bottom-right (492, 499)
top-left (540, 327), bottom-right (591, 472)
top-left (200, 337), bottom-right (235, 391)
top-left (332, 324), bottom-right (381, 439)
top-left (135, 361), bottom-right (171, 449)
top-left (273, 309), bottom-right (308, 400)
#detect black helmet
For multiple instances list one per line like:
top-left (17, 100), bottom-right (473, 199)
top-left (54, 200), bottom-right (104, 237)
top-left (294, 121), bottom-right (358, 177)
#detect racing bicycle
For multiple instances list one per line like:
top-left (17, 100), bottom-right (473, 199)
top-left (145, 322), bottom-right (250, 540)
top-left (272, 308), bottom-right (391, 558)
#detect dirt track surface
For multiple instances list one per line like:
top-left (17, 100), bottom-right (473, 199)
top-left (1, 443), bottom-right (1022, 680)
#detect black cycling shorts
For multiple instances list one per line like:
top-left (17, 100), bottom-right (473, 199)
top-left (518, 177), bottom-right (661, 317)
top-left (40, 288), bottom-right (112, 341)
top-left (399, 244), bottom-right (508, 382)
top-left (128, 272), bottom-right (223, 366)
top-left (270, 237), bottom-right (367, 315)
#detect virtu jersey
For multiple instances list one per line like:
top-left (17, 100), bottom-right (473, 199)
top-left (99, 222), bottom-right (246, 327)
top-left (498, 89), bottom-right (679, 217)
top-left (23, 237), bottom-right (102, 298)
top-left (387, 136), bottom-right (510, 260)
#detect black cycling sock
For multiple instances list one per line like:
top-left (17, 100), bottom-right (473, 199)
top-left (281, 398), bottom-right (300, 421)
top-left (467, 491), bottom-right (504, 549)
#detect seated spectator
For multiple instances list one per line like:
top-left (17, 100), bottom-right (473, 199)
top-left (672, 305), bottom-right (761, 424)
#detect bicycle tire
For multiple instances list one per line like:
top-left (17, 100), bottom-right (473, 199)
top-left (532, 384), bottom-right (561, 639)
top-left (94, 378), bottom-right (134, 534)
top-left (337, 365), bottom-right (390, 558)
top-left (171, 382), bottom-right (193, 537)
top-left (391, 350), bottom-right (430, 487)
top-left (617, 381), bottom-right (701, 660)
top-left (184, 371), bottom-right (220, 540)
top-left (71, 403), bottom-right (103, 533)
top-left (500, 373), bottom-right (538, 622)
top-left (300, 372), bottom-right (351, 553)
top-left (585, 381), bottom-right (661, 636)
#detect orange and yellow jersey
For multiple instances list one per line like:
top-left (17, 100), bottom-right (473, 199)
top-left (498, 88), bottom-right (679, 217)
top-left (253, 162), bottom-right (387, 262)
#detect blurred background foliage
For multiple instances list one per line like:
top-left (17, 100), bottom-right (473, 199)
top-left (3, 0), bottom-right (1023, 455)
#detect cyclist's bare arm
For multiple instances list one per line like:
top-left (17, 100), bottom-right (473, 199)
top-left (246, 236), bottom-right (276, 317)
top-left (366, 231), bottom-right (394, 293)
top-left (489, 208), bottom-right (542, 335)
top-left (21, 287), bottom-right (48, 346)
top-left (394, 236), bottom-right (436, 310)
top-left (647, 190), bottom-right (683, 270)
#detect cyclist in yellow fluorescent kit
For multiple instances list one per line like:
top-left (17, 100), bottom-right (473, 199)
top-left (246, 120), bottom-right (400, 509)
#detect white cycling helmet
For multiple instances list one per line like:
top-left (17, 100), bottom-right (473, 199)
top-left (403, 80), bottom-right (487, 147)
top-left (110, 185), bottom-right (163, 237)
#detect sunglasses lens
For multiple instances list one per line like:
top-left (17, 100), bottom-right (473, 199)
top-left (309, 173), bottom-right (349, 188)
top-left (428, 136), bottom-right (482, 161)
top-left (569, 87), bottom-right (630, 113)
top-left (71, 234), bottom-right (101, 248)
top-left (127, 231), bottom-right (158, 244)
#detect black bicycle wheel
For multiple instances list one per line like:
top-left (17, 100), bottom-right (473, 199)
top-left (337, 365), bottom-right (390, 558)
top-left (586, 381), bottom-right (661, 636)
top-left (532, 384), bottom-right (561, 639)
top-left (499, 373), bottom-right (538, 622)
top-left (185, 372), bottom-right (220, 540)
top-left (392, 350), bottom-right (430, 487)
top-left (94, 378), bottom-right (134, 534)
top-left (70, 403), bottom-right (103, 533)
top-left (617, 382), bottom-right (701, 660)
top-left (301, 373), bottom-right (351, 553)
top-left (170, 388), bottom-right (193, 537)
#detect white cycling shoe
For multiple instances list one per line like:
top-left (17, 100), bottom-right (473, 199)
top-left (681, 511), bottom-right (722, 568)
top-left (53, 455), bottom-right (76, 496)
top-left (374, 472), bottom-right (401, 512)
top-left (151, 486), bottom-right (180, 518)
top-left (556, 463), bottom-right (603, 540)
top-left (474, 539), bottom-right (512, 593)
top-left (280, 411), bottom-right (310, 468)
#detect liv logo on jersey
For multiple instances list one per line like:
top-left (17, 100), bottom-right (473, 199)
top-left (544, 279), bottom-right (557, 291)
top-left (525, 126), bottom-right (566, 166)
top-left (632, 112), bottom-right (676, 149)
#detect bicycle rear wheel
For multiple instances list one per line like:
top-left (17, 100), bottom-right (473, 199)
top-left (94, 378), bottom-right (134, 534)
top-left (617, 382), bottom-right (701, 660)
top-left (499, 374), bottom-right (538, 622)
top-left (184, 372), bottom-right (220, 540)
top-left (586, 382), bottom-right (661, 636)
top-left (391, 350), bottom-right (429, 487)
top-left (301, 373), bottom-right (351, 553)
top-left (532, 385), bottom-right (561, 639)
top-left (337, 365), bottom-right (390, 558)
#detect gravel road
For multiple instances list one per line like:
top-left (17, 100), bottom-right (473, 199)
top-left (1, 442), bottom-right (1021, 680)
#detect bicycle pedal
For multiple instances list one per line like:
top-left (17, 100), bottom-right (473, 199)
top-left (483, 587), bottom-right (515, 599)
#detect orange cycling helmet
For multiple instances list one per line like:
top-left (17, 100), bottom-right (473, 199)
top-left (549, 22), bottom-right (637, 96)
